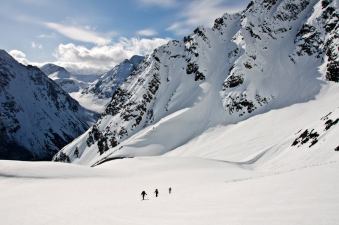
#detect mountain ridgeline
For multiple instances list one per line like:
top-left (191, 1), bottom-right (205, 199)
top-left (55, 0), bottom-right (338, 165)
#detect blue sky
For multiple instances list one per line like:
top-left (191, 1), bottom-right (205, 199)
top-left (1, 0), bottom-right (250, 74)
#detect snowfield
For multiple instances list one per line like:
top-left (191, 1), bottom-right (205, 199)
top-left (1, 157), bottom-right (339, 225)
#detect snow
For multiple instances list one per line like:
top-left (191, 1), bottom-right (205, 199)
top-left (1, 156), bottom-right (339, 225)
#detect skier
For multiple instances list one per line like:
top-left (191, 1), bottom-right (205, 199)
top-left (154, 189), bottom-right (159, 197)
top-left (169, 187), bottom-right (172, 194)
top-left (141, 191), bottom-right (147, 200)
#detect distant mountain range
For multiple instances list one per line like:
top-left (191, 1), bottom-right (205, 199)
top-left (40, 63), bottom-right (97, 94)
top-left (40, 56), bottom-right (144, 113)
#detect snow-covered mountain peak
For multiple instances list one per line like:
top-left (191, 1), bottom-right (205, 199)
top-left (103, 55), bottom-right (144, 82)
top-left (40, 63), bottom-right (71, 80)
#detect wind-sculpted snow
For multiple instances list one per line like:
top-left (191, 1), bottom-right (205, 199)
top-left (0, 50), bottom-right (93, 160)
top-left (56, 0), bottom-right (339, 165)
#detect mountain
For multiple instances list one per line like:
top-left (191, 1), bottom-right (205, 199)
top-left (83, 55), bottom-right (144, 99)
top-left (0, 50), bottom-right (94, 160)
top-left (40, 63), bottom-right (71, 80)
top-left (55, 0), bottom-right (338, 165)
top-left (75, 55), bottom-right (144, 113)
top-left (40, 63), bottom-right (98, 95)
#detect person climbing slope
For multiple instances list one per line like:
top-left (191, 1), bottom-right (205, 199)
top-left (169, 187), bottom-right (172, 194)
top-left (141, 190), bottom-right (147, 200)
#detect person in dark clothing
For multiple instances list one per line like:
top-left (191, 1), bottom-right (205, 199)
top-left (141, 191), bottom-right (147, 200)
top-left (154, 189), bottom-right (159, 197)
top-left (169, 187), bottom-right (172, 194)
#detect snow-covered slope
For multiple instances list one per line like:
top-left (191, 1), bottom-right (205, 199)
top-left (55, 0), bottom-right (338, 165)
top-left (72, 55), bottom-right (144, 113)
top-left (0, 50), bottom-right (94, 160)
top-left (166, 84), bottom-right (339, 169)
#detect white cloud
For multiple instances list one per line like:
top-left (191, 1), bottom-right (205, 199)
top-left (8, 37), bottom-right (170, 75)
top-left (167, 0), bottom-right (248, 36)
top-left (138, 0), bottom-right (177, 7)
top-left (44, 22), bottom-right (111, 45)
top-left (53, 37), bottom-right (170, 74)
top-left (31, 41), bottom-right (43, 49)
top-left (136, 29), bottom-right (158, 37)
top-left (9, 50), bottom-right (29, 65)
